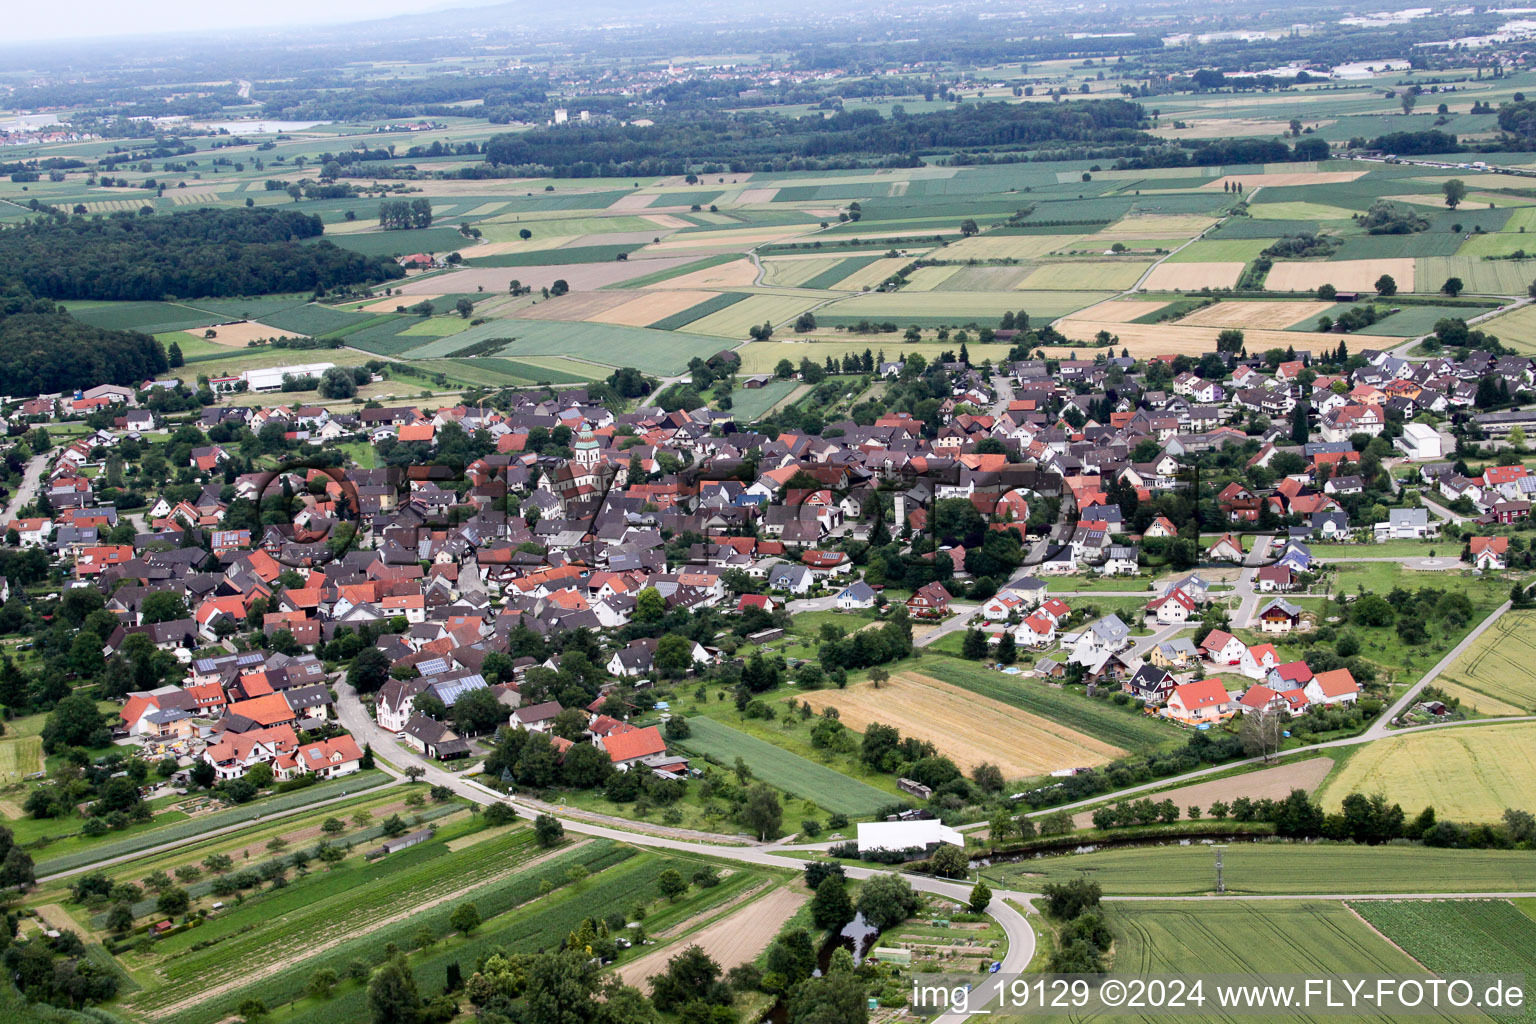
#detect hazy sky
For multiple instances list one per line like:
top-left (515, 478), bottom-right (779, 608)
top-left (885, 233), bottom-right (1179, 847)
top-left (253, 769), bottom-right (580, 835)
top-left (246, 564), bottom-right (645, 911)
top-left (11, 0), bottom-right (490, 42)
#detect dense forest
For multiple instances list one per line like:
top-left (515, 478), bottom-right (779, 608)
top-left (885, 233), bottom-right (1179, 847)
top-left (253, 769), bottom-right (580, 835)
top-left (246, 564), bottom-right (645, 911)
top-left (0, 208), bottom-right (403, 302)
top-left (479, 99), bottom-right (1150, 176)
top-left (0, 292), bottom-right (168, 396)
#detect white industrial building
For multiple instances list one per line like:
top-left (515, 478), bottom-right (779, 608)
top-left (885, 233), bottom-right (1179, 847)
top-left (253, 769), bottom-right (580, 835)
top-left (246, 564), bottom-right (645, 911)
top-left (243, 363), bottom-right (336, 392)
top-left (856, 819), bottom-right (964, 855)
top-left (1396, 422), bottom-right (1443, 461)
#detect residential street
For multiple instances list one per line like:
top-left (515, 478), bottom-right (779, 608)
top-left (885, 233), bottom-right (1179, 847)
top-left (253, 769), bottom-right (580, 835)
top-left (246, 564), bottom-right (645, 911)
top-left (3, 453), bottom-right (47, 523)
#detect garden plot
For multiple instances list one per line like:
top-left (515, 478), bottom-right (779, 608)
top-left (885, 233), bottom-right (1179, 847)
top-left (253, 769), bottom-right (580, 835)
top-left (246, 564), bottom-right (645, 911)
top-left (800, 671), bottom-right (1125, 778)
top-left (1140, 261), bottom-right (1246, 290)
top-left (1265, 258), bottom-right (1416, 293)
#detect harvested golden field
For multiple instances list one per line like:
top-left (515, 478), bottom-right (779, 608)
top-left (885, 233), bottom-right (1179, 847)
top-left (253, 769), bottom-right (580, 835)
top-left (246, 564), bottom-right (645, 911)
top-left (1318, 723), bottom-right (1536, 822)
top-left (201, 321), bottom-right (306, 344)
top-left (1098, 215), bottom-right (1217, 240)
top-left (656, 258), bottom-right (759, 289)
top-left (1265, 258), bottom-right (1415, 293)
top-left (800, 671), bottom-right (1124, 777)
top-left (1178, 300), bottom-right (1331, 330)
top-left (608, 193), bottom-right (660, 211)
top-left (1047, 319), bottom-right (1351, 357)
top-left (358, 294), bottom-right (442, 314)
top-left (736, 187), bottom-right (780, 204)
top-left (1140, 261), bottom-right (1246, 290)
top-left (504, 291), bottom-right (638, 322)
top-left (939, 234), bottom-right (1082, 261)
top-left (1018, 261), bottom-right (1151, 291)
top-left (643, 213), bottom-right (691, 228)
top-left (1070, 758), bottom-right (1334, 828)
top-left (470, 236), bottom-right (580, 258)
top-left (592, 289), bottom-right (721, 327)
top-left (646, 226), bottom-right (813, 252)
top-left (1202, 170), bottom-right (1367, 189)
top-left (1069, 298), bottom-right (1169, 323)
top-left (1149, 118), bottom-right (1333, 141)
top-left (831, 256), bottom-right (915, 291)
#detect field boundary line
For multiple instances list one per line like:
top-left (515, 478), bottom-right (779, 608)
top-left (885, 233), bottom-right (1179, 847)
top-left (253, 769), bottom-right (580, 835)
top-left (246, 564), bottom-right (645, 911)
top-left (1343, 903), bottom-right (1429, 971)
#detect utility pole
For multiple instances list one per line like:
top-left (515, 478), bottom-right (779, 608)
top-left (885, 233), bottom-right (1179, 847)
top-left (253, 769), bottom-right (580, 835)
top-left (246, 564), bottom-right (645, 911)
top-left (1214, 845), bottom-right (1227, 894)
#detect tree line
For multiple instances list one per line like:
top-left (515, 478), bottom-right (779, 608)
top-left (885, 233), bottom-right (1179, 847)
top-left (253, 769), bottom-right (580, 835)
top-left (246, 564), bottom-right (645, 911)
top-left (0, 208), bottom-right (403, 302)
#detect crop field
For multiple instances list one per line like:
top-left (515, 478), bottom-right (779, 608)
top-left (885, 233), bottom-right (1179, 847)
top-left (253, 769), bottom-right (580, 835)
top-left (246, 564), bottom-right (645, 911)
top-left (1247, 200), bottom-right (1361, 219)
top-left (1434, 611), bottom-right (1536, 715)
top-left (762, 256), bottom-right (848, 287)
top-left (679, 293), bottom-right (819, 336)
top-left (1353, 900), bottom-right (1536, 1020)
top-left (652, 257), bottom-right (761, 289)
top-left (1048, 318), bottom-right (1349, 356)
top-left (1177, 299), bottom-right (1330, 329)
top-left (434, 356), bottom-right (597, 385)
top-left (394, 258), bottom-right (696, 294)
top-left (1318, 722), bottom-right (1536, 822)
top-left (397, 316), bottom-right (470, 337)
top-left (486, 320), bottom-right (730, 375)
top-left (617, 885), bottom-right (807, 987)
top-left (935, 234), bottom-right (1082, 260)
top-left (1265, 258), bottom-right (1416, 293)
top-left (509, 289), bottom-right (637, 322)
top-left (826, 289), bottom-right (1112, 321)
top-left (1068, 758), bottom-right (1335, 828)
top-left (800, 671), bottom-right (1126, 778)
top-left (1097, 214), bottom-right (1217, 239)
top-left (934, 659), bottom-right (1176, 754)
top-left (987, 842), bottom-right (1536, 896)
top-left (261, 303), bottom-right (376, 337)
top-left (1478, 303), bottom-right (1536, 353)
top-left (1139, 261), bottom-right (1245, 290)
top-left (923, 265), bottom-right (1028, 291)
top-left (674, 716), bottom-right (892, 816)
top-left (1346, 301), bottom-right (1502, 338)
top-left (596, 289), bottom-right (734, 328)
top-left (62, 300), bottom-right (227, 335)
top-left (1416, 255), bottom-right (1536, 295)
top-left (1070, 298), bottom-right (1170, 322)
top-left (1018, 260), bottom-right (1151, 290)
top-left (1088, 901), bottom-right (1446, 1022)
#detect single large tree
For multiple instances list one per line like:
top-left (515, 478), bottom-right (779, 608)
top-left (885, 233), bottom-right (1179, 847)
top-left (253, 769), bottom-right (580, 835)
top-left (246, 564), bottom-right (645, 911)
top-left (1442, 177), bottom-right (1467, 209)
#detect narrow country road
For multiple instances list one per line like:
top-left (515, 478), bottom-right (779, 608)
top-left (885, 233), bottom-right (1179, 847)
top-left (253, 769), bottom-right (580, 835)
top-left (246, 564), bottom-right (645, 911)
top-left (3, 453), bottom-right (48, 523)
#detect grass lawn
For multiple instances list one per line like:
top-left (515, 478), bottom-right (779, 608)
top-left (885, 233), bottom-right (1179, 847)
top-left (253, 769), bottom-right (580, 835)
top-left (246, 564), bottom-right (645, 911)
top-left (1316, 538), bottom-right (1450, 559)
top-left (337, 442), bottom-right (376, 469)
top-left (673, 716), bottom-right (895, 818)
top-left (983, 842), bottom-right (1536, 895)
top-left (1044, 575), bottom-right (1155, 593)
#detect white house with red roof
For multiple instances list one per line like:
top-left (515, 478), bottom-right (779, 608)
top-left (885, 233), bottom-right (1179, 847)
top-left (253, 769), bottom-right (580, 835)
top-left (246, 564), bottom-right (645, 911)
top-left (598, 724), bottom-right (668, 770)
top-left (1012, 613), bottom-right (1057, 648)
top-left (1037, 598), bottom-right (1070, 626)
top-left (1239, 642), bottom-right (1281, 680)
top-left (1304, 668), bottom-right (1360, 707)
top-left (1163, 678), bottom-right (1233, 725)
top-left (980, 593), bottom-right (1027, 621)
top-left (1200, 629), bottom-right (1246, 666)
top-left (1146, 587), bottom-right (1197, 625)
top-left (1469, 536), bottom-right (1509, 571)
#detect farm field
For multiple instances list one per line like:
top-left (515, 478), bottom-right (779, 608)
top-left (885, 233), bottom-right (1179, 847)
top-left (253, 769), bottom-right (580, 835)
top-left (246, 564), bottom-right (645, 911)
top-left (1353, 899), bottom-right (1536, 1023)
top-left (1177, 300), bottom-right (1331, 330)
top-left (1017, 260), bottom-right (1151, 290)
top-left (799, 671), bottom-right (1126, 778)
top-left (985, 842), bottom-right (1536, 896)
top-left (1476, 303), bottom-right (1536, 353)
top-left (1139, 261), bottom-right (1245, 290)
top-left (1068, 758), bottom-right (1335, 828)
top-left (679, 293), bottom-right (819, 336)
top-left (1434, 610), bottom-right (1536, 715)
top-left (1047, 318), bottom-right (1351, 357)
top-left (1317, 722), bottom-right (1536, 822)
top-left (824, 289), bottom-right (1113, 321)
top-left (1073, 902), bottom-right (1458, 1023)
top-left (674, 716), bottom-right (893, 817)
top-left (735, 340), bottom-right (1012, 373)
top-left (1265, 258), bottom-right (1416, 292)
top-left (937, 659), bottom-right (1177, 754)
top-left (936, 234), bottom-right (1082, 260)
top-left (485, 319), bottom-right (731, 375)
top-left (616, 884), bottom-right (806, 987)
top-left (1417, 255), bottom-right (1536, 295)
